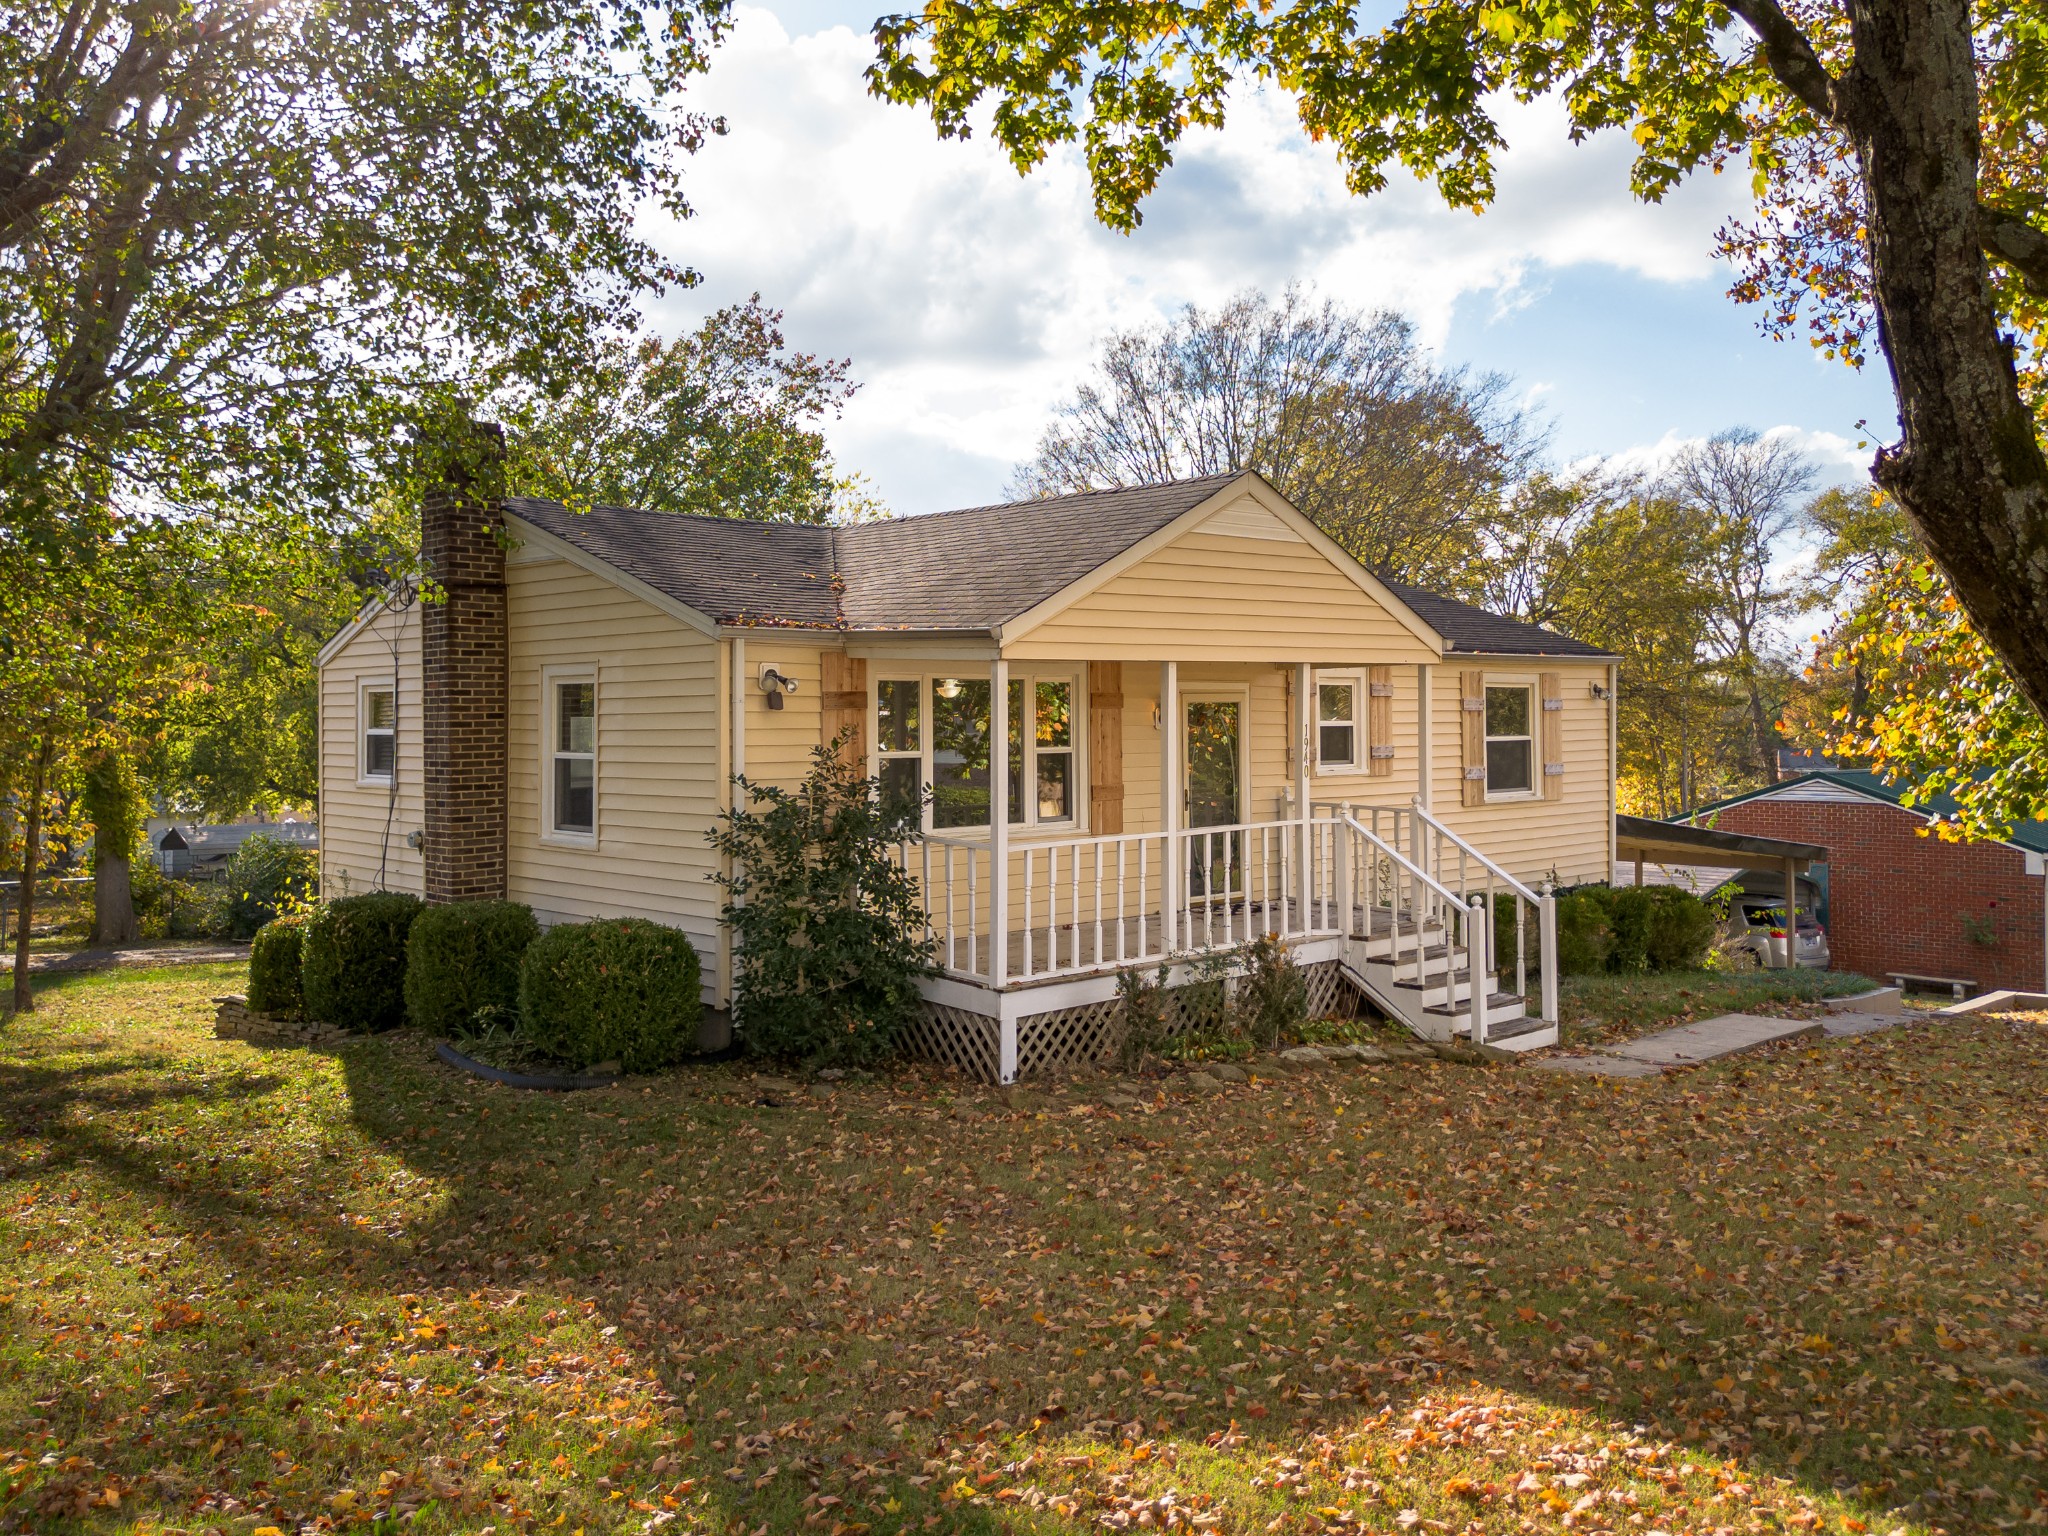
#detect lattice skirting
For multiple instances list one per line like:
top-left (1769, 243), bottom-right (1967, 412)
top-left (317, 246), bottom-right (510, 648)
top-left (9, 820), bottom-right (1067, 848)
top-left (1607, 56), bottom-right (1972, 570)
top-left (1303, 959), bottom-right (1362, 1020)
top-left (899, 1004), bottom-right (1004, 1082)
top-left (912, 960), bottom-right (1365, 1082)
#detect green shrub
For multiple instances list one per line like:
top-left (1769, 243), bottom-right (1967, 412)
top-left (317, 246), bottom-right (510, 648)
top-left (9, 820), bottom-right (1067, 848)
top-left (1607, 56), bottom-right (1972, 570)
top-left (517, 918), bottom-right (702, 1072)
top-left (1554, 891), bottom-right (1615, 976)
top-left (709, 740), bottom-right (932, 1067)
top-left (1645, 886), bottom-right (1718, 970)
top-left (220, 834), bottom-right (319, 940)
top-left (404, 900), bottom-right (539, 1035)
top-left (1601, 885), bottom-right (1655, 974)
top-left (247, 915), bottom-right (307, 1016)
top-left (301, 892), bottom-right (423, 1032)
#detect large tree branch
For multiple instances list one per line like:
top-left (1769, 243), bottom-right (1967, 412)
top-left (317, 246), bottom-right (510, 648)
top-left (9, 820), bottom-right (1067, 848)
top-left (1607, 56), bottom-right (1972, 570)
top-left (1721, 0), bottom-right (1842, 125)
top-left (1980, 203), bottom-right (2048, 298)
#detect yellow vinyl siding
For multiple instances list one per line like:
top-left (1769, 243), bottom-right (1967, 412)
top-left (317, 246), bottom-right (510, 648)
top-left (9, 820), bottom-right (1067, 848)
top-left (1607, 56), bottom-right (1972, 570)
top-left (1004, 512), bottom-right (1439, 665)
top-left (318, 602), bottom-right (425, 897)
top-left (505, 559), bottom-right (722, 997)
top-left (734, 641), bottom-right (829, 793)
top-left (1426, 658), bottom-right (1612, 886)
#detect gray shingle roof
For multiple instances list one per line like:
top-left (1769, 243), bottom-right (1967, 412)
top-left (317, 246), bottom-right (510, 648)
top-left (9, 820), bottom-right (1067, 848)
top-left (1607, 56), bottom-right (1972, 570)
top-left (833, 475), bottom-right (1238, 630)
top-left (1378, 579), bottom-right (1616, 659)
top-left (503, 477), bottom-right (1610, 658)
top-left (505, 497), bottom-right (840, 628)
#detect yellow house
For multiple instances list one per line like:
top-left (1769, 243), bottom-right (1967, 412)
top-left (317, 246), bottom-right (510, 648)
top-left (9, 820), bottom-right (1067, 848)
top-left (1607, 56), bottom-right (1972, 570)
top-left (318, 471), bottom-right (1618, 1079)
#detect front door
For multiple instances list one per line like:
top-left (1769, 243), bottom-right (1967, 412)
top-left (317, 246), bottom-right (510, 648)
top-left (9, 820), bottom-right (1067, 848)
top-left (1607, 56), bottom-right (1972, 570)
top-left (1183, 694), bottom-right (1245, 899)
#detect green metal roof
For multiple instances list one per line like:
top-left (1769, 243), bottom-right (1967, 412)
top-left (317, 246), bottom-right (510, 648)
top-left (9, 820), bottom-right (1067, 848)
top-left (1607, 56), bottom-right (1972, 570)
top-left (1686, 770), bottom-right (2048, 855)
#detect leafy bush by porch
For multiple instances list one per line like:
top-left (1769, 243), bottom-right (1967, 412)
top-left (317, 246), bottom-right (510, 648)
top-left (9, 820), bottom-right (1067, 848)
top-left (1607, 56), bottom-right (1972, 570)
top-left (246, 915), bottom-right (307, 1017)
top-left (302, 892), bottom-right (423, 1032)
top-left (710, 740), bottom-right (932, 1068)
top-left (404, 899), bottom-right (539, 1036)
top-left (516, 918), bottom-right (701, 1072)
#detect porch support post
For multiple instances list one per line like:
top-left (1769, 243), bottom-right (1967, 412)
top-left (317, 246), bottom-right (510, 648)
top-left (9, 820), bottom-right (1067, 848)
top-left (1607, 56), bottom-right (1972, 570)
top-left (1160, 661), bottom-right (1179, 954)
top-left (991, 657), bottom-right (1011, 990)
top-left (1416, 664), bottom-right (1433, 810)
top-left (1295, 662), bottom-right (1312, 932)
top-left (1782, 855), bottom-right (1798, 970)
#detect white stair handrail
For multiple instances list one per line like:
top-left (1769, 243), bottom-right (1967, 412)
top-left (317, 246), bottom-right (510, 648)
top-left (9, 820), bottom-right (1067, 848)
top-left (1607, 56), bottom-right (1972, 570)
top-left (1342, 813), bottom-right (1483, 1043)
top-left (1410, 800), bottom-right (1541, 904)
top-left (1410, 799), bottom-right (1558, 1028)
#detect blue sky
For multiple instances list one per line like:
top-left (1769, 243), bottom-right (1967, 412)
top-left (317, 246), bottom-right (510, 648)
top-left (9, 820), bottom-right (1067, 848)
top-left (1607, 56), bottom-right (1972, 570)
top-left (638, 3), bottom-right (1899, 515)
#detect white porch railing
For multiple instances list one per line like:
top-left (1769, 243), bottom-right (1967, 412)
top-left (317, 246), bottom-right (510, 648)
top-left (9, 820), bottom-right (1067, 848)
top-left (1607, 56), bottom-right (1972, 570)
top-left (904, 817), bottom-right (1346, 987)
top-left (897, 802), bottom-right (1559, 1036)
top-left (1337, 811), bottom-right (1489, 1042)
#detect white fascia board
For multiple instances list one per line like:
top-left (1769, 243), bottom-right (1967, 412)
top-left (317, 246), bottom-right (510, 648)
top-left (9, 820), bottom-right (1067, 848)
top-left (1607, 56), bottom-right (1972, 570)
top-left (503, 513), bottom-right (719, 637)
top-left (992, 471), bottom-right (1447, 654)
top-left (316, 587), bottom-right (403, 668)
top-left (842, 633), bottom-right (1000, 661)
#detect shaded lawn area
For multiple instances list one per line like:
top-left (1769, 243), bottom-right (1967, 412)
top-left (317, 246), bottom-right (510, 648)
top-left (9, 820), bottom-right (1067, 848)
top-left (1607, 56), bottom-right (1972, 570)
top-left (3, 966), bottom-right (2044, 1536)
top-left (1559, 970), bottom-right (1882, 1050)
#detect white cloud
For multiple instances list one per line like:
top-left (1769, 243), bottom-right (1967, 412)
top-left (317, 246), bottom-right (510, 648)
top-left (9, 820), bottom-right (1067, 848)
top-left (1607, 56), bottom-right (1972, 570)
top-left (643, 6), bottom-right (1766, 513)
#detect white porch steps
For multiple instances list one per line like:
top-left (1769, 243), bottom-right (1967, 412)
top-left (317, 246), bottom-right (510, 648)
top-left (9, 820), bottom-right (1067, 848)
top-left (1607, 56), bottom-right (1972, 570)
top-left (1341, 913), bottom-right (1559, 1052)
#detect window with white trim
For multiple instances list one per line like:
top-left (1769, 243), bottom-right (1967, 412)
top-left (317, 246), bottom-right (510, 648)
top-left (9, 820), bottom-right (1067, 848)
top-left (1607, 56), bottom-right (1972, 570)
top-left (548, 675), bottom-right (596, 838)
top-left (875, 678), bottom-right (922, 815)
top-left (1316, 676), bottom-right (1358, 771)
top-left (361, 684), bottom-right (396, 783)
top-left (1484, 684), bottom-right (1534, 795)
top-left (880, 673), bottom-right (1081, 832)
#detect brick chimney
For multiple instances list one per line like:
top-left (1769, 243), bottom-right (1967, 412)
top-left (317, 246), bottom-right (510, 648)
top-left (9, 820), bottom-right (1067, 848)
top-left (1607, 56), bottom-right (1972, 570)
top-left (421, 424), bottom-right (509, 903)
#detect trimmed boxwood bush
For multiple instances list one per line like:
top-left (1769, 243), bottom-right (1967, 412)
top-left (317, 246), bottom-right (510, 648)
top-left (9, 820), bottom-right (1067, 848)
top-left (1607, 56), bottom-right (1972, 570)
top-left (246, 915), bottom-right (307, 1017)
top-left (518, 918), bottom-right (701, 1072)
top-left (405, 900), bottom-right (539, 1036)
top-left (302, 892), bottom-right (423, 1032)
top-left (1492, 884), bottom-right (1715, 977)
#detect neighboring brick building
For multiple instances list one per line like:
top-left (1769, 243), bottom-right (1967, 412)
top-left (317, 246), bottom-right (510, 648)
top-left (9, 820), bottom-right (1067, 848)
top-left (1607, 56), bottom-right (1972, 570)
top-left (1694, 771), bottom-right (2048, 994)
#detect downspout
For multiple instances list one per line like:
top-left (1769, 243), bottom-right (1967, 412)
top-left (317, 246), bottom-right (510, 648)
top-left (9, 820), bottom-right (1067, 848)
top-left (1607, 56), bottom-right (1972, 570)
top-left (1607, 662), bottom-right (1619, 881)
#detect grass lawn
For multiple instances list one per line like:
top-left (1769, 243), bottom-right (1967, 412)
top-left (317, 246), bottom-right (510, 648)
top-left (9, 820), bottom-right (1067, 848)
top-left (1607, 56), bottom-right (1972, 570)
top-left (1559, 971), bottom-right (1883, 1050)
top-left (4, 964), bottom-right (2044, 1536)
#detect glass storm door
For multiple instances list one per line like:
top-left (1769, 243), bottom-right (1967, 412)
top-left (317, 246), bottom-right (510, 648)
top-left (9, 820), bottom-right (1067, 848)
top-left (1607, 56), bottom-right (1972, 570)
top-left (1183, 697), bottom-right (1244, 900)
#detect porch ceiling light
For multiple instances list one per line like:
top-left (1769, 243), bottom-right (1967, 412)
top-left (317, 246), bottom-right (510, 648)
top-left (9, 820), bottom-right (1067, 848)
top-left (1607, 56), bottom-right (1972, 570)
top-left (935, 678), bottom-right (963, 700)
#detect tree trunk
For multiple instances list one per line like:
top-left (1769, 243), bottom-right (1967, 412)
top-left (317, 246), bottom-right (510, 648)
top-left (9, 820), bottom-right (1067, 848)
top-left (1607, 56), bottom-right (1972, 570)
top-left (93, 853), bottom-right (137, 946)
top-left (1847, 0), bottom-right (2048, 718)
top-left (9, 737), bottom-right (52, 1016)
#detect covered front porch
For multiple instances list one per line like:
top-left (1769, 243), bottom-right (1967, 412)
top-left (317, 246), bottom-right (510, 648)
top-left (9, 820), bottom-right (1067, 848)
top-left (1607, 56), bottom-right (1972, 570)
top-left (855, 650), bottom-right (1562, 1079)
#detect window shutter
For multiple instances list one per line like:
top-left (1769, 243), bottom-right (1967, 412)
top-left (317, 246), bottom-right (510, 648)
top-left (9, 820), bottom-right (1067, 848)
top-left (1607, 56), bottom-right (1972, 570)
top-left (1460, 669), bottom-right (1486, 808)
top-left (1540, 671), bottom-right (1565, 801)
top-left (819, 653), bottom-right (867, 767)
top-left (1367, 665), bottom-right (1394, 778)
top-left (1089, 661), bottom-right (1124, 834)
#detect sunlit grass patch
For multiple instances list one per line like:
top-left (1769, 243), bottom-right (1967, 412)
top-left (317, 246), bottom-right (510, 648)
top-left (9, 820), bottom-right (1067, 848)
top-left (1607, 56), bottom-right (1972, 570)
top-left (2, 966), bottom-right (2042, 1534)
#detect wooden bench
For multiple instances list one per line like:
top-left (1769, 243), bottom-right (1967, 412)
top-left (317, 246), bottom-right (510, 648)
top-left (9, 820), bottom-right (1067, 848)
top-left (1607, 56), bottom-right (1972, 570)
top-left (1887, 972), bottom-right (1977, 1000)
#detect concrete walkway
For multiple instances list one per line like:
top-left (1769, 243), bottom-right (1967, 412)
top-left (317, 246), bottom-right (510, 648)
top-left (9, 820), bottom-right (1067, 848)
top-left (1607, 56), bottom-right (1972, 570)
top-left (1529, 988), bottom-right (1907, 1079)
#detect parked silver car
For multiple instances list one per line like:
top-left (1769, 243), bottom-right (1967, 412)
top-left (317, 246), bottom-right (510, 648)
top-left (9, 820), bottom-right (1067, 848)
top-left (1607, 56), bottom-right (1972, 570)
top-left (1723, 897), bottom-right (1831, 970)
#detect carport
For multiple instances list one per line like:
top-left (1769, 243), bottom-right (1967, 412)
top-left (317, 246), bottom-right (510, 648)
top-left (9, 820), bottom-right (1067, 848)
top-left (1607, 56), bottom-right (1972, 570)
top-left (1614, 814), bottom-right (1830, 969)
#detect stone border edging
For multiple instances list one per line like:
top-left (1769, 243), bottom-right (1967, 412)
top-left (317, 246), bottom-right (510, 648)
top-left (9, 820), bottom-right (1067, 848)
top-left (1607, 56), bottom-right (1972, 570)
top-left (434, 1040), bottom-right (621, 1092)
